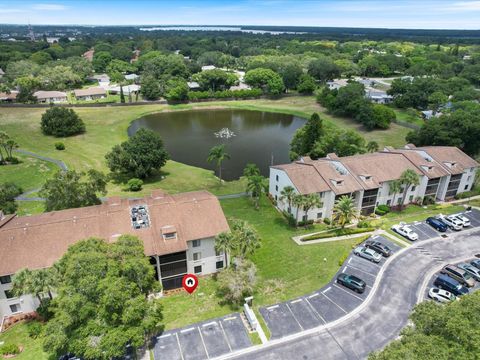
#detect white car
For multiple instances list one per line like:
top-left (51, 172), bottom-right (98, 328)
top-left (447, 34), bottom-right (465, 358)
top-left (353, 246), bottom-right (382, 263)
top-left (453, 214), bottom-right (471, 227)
top-left (391, 223), bottom-right (419, 241)
top-left (428, 287), bottom-right (456, 303)
top-left (438, 214), bottom-right (463, 231)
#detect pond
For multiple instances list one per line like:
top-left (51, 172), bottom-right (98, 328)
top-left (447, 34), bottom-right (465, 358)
top-left (128, 109), bottom-right (305, 180)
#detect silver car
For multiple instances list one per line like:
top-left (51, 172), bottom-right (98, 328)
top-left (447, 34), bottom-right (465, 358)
top-left (458, 263), bottom-right (480, 281)
top-left (353, 246), bottom-right (382, 263)
top-left (454, 214), bottom-right (471, 227)
top-left (439, 215), bottom-right (463, 231)
top-left (428, 287), bottom-right (456, 303)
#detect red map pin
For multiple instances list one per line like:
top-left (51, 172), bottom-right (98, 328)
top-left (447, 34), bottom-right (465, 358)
top-left (182, 274), bottom-right (198, 294)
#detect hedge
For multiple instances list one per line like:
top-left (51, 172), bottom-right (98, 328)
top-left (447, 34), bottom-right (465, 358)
top-left (188, 88), bottom-right (263, 100)
top-left (454, 190), bottom-right (480, 199)
top-left (301, 227), bottom-right (375, 241)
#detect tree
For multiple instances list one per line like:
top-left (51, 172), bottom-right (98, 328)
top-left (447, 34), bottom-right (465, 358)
top-left (42, 236), bottom-right (163, 360)
top-left (140, 75), bottom-right (162, 100)
top-left (0, 182), bottom-right (22, 214)
top-left (243, 163), bottom-right (260, 178)
top-left (366, 141), bottom-right (379, 153)
top-left (30, 51), bottom-right (53, 65)
top-left (216, 258), bottom-right (257, 306)
top-left (0, 132), bottom-right (18, 162)
top-left (299, 193), bottom-right (323, 226)
top-left (370, 104), bottom-right (396, 130)
top-left (207, 144), bottom-right (230, 183)
top-left (279, 186), bottom-right (296, 214)
top-left (14, 76), bottom-right (40, 104)
top-left (164, 78), bottom-right (189, 102)
top-left (292, 194), bottom-right (305, 225)
top-left (389, 180), bottom-right (402, 207)
top-left (297, 74), bottom-right (316, 94)
top-left (215, 232), bottom-right (234, 268)
top-left (244, 68), bottom-right (284, 95)
top-left (120, 85), bottom-right (125, 103)
top-left (41, 107), bottom-right (85, 137)
top-left (38, 65), bottom-right (82, 90)
top-left (308, 57), bottom-right (341, 82)
top-left (332, 195), bottom-right (358, 228)
top-left (281, 63), bottom-right (303, 91)
top-left (246, 175), bottom-right (268, 210)
top-left (92, 51), bottom-right (113, 72)
top-left (310, 128), bottom-right (366, 159)
top-left (215, 219), bottom-right (260, 263)
top-left (192, 69), bottom-right (237, 91)
top-left (289, 112), bottom-right (324, 159)
top-left (428, 91), bottom-right (448, 112)
top-left (105, 128), bottom-right (169, 179)
top-left (397, 169), bottom-right (420, 210)
top-left (369, 292), bottom-right (480, 360)
top-left (12, 268), bottom-right (54, 304)
top-left (40, 170), bottom-right (107, 211)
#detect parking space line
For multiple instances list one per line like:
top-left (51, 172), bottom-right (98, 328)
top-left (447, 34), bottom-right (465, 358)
top-left (175, 333), bottom-right (185, 360)
top-left (202, 321), bottom-right (217, 327)
top-left (322, 286), bottom-right (332, 294)
top-left (348, 258), bottom-right (352, 264)
top-left (285, 302), bottom-right (304, 331)
top-left (371, 235), bottom-right (378, 239)
top-left (308, 292), bottom-right (319, 298)
top-left (180, 327), bottom-right (195, 333)
top-left (333, 283), bottom-right (364, 302)
top-left (223, 316), bottom-right (237, 321)
top-left (267, 305), bottom-right (279, 311)
top-left (197, 327), bottom-right (210, 359)
top-left (342, 266), bottom-right (348, 273)
top-left (290, 299), bottom-right (302, 304)
top-left (321, 293), bottom-right (347, 314)
top-left (304, 297), bottom-right (326, 324)
top-left (351, 256), bottom-right (382, 268)
top-left (344, 264), bottom-right (377, 278)
top-left (218, 320), bottom-right (232, 352)
top-left (158, 333), bottom-right (172, 339)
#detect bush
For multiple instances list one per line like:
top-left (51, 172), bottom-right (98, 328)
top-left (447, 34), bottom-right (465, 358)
top-left (127, 178), bottom-right (143, 192)
top-left (357, 221), bottom-right (371, 228)
top-left (36, 298), bottom-right (54, 321)
top-left (297, 219), bottom-right (314, 227)
top-left (323, 218), bottom-right (331, 225)
top-left (423, 195), bottom-right (436, 205)
top-left (282, 211), bottom-right (297, 227)
top-left (454, 190), bottom-right (479, 199)
top-left (187, 88), bottom-right (262, 101)
top-left (377, 204), bottom-right (390, 213)
top-left (41, 107), bottom-right (85, 137)
top-left (0, 343), bottom-right (20, 356)
top-left (338, 253), bottom-right (348, 266)
top-left (27, 321), bottom-right (43, 339)
top-left (375, 208), bottom-right (386, 216)
top-left (54, 142), bottom-right (65, 150)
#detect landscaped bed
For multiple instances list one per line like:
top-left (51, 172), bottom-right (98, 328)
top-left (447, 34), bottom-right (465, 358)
top-left (300, 227), bottom-right (376, 241)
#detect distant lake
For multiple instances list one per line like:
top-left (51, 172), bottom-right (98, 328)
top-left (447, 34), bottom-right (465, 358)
top-left (128, 109), bottom-right (305, 180)
top-left (139, 26), bottom-right (305, 35)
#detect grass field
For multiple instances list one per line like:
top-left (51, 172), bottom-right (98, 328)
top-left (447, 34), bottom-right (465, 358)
top-left (0, 96), bottom-right (411, 197)
top-left (393, 108), bottom-right (424, 127)
top-left (0, 321), bottom-right (49, 360)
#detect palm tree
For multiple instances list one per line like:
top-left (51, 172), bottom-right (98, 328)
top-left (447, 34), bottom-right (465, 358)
top-left (12, 268), bottom-right (54, 303)
top-left (231, 220), bottom-right (261, 259)
top-left (292, 194), bottom-right (305, 226)
top-left (389, 180), bottom-right (402, 208)
top-left (398, 169), bottom-right (420, 210)
top-left (366, 141), bottom-right (379, 153)
top-left (0, 131), bottom-right (9, 163)
top-left (243, 163), bottom-right (260, 178)
top-left (332, 195), bottom-right (358, 228)
top-left (279, 186), bottom-right (296, 214)
top-left (215, 231), bottom-right (234, 268)
top-left (246, 175), bottom-right (267, 210)
top-left (300, 193), bottom-right (323, 226)
top-left (207, 144), bottom-right (231, 183)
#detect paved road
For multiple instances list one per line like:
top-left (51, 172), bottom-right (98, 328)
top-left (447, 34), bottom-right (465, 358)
top-left (223, 229), bottom-right (480, 360)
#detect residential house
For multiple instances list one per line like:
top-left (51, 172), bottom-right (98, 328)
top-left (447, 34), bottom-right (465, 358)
top-left (365, 89), bottom-right (393, 104)
top-left (187, 81), bottom-right (201, 91)
top-left (0, 190), bottom-right (229, 320)
top-left (33, 91), bottom-right (67, 103)
top-left (107, 84), bottom-right (140, 95)
top-left (421, 110), bottom-right (442, 120)
top-left (201, 65), bottom-right (216, 71)
top-left (125, 73), bottom-right (140, 82)
top-left (73, 87), bottom-right (107, 101)
top-left (270, 145), bottom-right (478, 221)
top-left (0, 91), bottom-right (18, 102)
top-left (88, 74), bottom-right (110, 88)
top-left (83, 49), bottom-right (94, 62)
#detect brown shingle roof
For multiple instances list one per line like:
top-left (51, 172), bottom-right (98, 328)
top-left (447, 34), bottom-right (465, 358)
top-left (0, 91), bottom-right (17, 101)
top-left (272, 162), bottom-right (331, 194)
top-left (419, 146), bottom-right (479, 175)
top-left (385, 149), bottom-right (449, 179)
top-left (73, 87), bottom-right (106, 97)
top-left (33, 91), bottom-right (67, 100)
top-left (0, 190), bottom-right (229, 276)
top-left (311, 160), bottom-right (363, 195)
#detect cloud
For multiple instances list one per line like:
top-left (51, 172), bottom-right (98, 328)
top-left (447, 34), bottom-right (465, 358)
top-left (33, 3), bottom-right (67, 11)
top-left (0, 8), bottom-right (25, 13)
top-left (440, 1), bottom-right (480, 11)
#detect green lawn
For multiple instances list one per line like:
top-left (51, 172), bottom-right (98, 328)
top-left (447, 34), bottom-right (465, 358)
top-left (160, 197), bottom-right (360, 330)
top-left (0, 96), bottom-right (412, 198)
top-left (0, 154), bottom-right (57, 192)
top-left (0, 321), bottom-right (49, 360)
top-left (16, 201), bottom-right (46, 216)
top-left (394, 108), bottom-right (424, 127)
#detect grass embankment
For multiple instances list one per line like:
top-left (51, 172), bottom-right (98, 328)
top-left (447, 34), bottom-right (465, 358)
top-left (0, 322), bottom-right (49, 360)
top-left (0, 96), bottom-right (411, 199)
top-left (160, 196), bottom-right (359, 330)
top-left (301, 227), bottom-right (375, 241)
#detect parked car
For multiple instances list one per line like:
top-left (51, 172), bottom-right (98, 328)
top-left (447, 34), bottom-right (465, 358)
top-left (426, 217), bottom-right (448, 232)
top-left (337, 273), bottom-right (366, 293)
top-left (471, 259), bottom-right (480, 270)
top-left (428, 287), bottom-right (456, 303)
top-left (440, 264), bottom-right (475, 287)
top-left (457, 263), bottom-right (480, 281)
top-left (353, 246), bottom-right (382, 263)
top-left (391, 223), bottom-right (419, 241)
top-left (433, 274), bottom-right (469, 296)
top-left (438, 214), bottom-right (463, 231)
top-left (364, 240), bottom-right (393, 257)
top-left (453, 213), bottom-right (471, 227)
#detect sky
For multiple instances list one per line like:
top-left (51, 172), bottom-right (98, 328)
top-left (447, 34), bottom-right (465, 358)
top-left (0, 0), bottom-right (480, 30)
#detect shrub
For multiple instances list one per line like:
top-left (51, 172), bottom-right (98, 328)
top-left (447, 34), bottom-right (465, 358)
top-left (27, 321), bottom-right (43, 339)
top-left (41, 107), bottom-right (85, 137)
top-left (187, 88), bottom-right (262, 101)
top-left (454, 190), bottom-right (479, 199)
top-left (282, 211), bottom-right (297, 227)
top-left (54, 142), bottom-right (65, 150)
top-left (301, 227), bottom-right (375, 241)
top-left (127, 178), bottom-right (143, 192)
top-left (338, 253), bottom-right (348, 266)
top-left (357, 221), bottom-right (371, 228)
top-left (297, 219), bottom-right (314, 227)
top-left (323, 218), bottom-right (331, 225)
top-left (4, 156), bottom-right (19, 164)
top-left (375, 208), bottom-right (386, 216)
top-left (0, 343), bottom-right (20, 356)
top-left (377, 204), bottom-right (390, 213)
top-left (423, 195), bottom-right (435, 205)
top-left (36, 298), bottom-right (54, 321)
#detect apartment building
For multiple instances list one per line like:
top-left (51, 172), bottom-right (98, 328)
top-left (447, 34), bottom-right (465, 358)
top-left (270, 145), bottom-right (478, 221)
top-left (0, 190), bottom-right (229, 320)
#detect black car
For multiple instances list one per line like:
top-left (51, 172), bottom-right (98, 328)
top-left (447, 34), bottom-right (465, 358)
top-left (364, 240), bottom-right (392, 257)
top-left (337, 273), bottom-right (366, 293)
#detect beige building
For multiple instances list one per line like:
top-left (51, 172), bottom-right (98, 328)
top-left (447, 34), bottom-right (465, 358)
top-left (73, 87), bottom-right (106, 101)
top-left (33, 90), bottom-right (67, 103)
top-left (0, 190), bottom-right (229, 320)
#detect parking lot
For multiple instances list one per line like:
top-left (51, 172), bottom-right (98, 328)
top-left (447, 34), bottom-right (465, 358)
top-left (423, 257), bottom-right (480, 301)
top-left (396, 209), bottom-right (480, 242)
top-left (153, 313), bottom-right (251, 360)
top-left (259, 235), bottom-right (402, 340)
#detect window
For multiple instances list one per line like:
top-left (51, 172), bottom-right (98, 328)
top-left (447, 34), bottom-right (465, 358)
top-left (216, 261), bottom-right (224, 269)
top-left (397, 197), bottom-right (403, 205)
top-left (409, 195), bottom-right (414, 202)
top-left (4, 290), bottom-right (15, 299)
top-left (276, 175), bottom-right (279, 182)
top-left (275, 185), bottom-right (278, 191)
top-left (302, 215), bottom-right (308, 222)
top-left (192, 240), bottom-right (201, 248)
top-left (194, 265), bottom-right (202, 274)
top-left (411, 186), bottom-right (416, 191)
top-left (317, 212), bottom-right (323, 219)
top-left (275, 195), bottom-right (278, 201)
top-left (9, 304), bottom-right (20, 313)
top-left (163, 232), bottom-right (176, 240)
top-left (0, 275), bottom-right (11, 284)
top-left (193, 252), bottom-right (201, 261)
top-left (465, 184), bottom-right (469, 190)
top-left (467, 176), bottom-right (471, 181)
top-left (386, 200), bottom-right (391, 206)
top-left (215, 249), bottom-right (222, 257)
